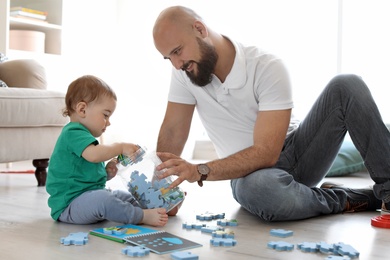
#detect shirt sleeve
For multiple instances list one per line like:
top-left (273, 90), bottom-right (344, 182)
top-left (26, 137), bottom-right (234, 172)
top-left (168, 68), bottom-right (197, 105)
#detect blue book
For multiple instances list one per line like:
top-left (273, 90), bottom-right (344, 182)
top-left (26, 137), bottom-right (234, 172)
top-left (90, 224), bottom-right (202, 254)
top-left (90, 224), bottom-right (159, 243)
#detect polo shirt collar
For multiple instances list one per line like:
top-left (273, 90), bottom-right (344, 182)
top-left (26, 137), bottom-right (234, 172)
top-left (215, 36), bottom-right (246, 90)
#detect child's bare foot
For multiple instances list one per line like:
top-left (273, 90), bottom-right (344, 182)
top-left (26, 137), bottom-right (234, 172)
top-left (141, 208), bottom-right (168, 227)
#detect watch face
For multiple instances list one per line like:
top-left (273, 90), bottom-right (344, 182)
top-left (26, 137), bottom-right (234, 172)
top-left (198, 164), bottom-right (209, 175)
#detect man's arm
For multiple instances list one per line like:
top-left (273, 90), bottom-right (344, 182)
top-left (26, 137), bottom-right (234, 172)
top-left (157, 109), bottom-right (291, 187)
top-left (207, 109), bottom-right (291, 179)
top-left (157, 101), bottom-right (195, 156)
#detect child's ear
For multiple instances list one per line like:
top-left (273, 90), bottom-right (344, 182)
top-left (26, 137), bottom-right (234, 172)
top-left (76, 101), bottom-right (87, 117)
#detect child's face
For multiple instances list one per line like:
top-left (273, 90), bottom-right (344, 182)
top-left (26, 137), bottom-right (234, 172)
top-left (81, 95), bottom-right (117, 137)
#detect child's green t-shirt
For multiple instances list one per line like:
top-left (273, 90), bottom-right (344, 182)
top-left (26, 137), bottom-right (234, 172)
top-left (46, 122), bottom-right (107, 220)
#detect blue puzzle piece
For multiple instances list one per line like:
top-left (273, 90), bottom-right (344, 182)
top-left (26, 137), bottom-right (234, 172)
top-left (144, 189), bottom-right (164, 208)
top-left (325, 256), bottom-right (351, 260)
top-left (212, 229), bottom-right (235, 239)
top-left (171, 251), bottom-right (199, 260)
top-left (196, 211), bottom-right (225, 221)
top-left (267, 241), bottom-right (294, 251)
top-left (201, 225), bottom-right (224, 233)
top-left (121, 245), bottom-right (150, 257)
top-left (129, 173), bottom-right (151, 196)
top-left (60, 232), bottom-right (88, 246)
top-left (217, 219), bottom-right (238, 226)
top-left (103, 226), bottom-right (128, 235)
top-left (317, 241), bottom-right (334, 254)
top-left (210, 238), bottom-right (237, 247)
top-left (297, 242), bottom-right (318, 252)
top-left (269, 229), bottom-right (293, 238)
top-left (182, 222), bottom-right (206, 230)
top-left (333, 242), bottom-right (359, 258)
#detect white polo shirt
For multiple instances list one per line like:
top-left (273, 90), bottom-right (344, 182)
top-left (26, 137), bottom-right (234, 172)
top-left (168, 39), bottom-right (297, 158)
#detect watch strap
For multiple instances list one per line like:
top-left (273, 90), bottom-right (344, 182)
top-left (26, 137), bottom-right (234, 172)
top-left (197, 174), bottom-right (207, 187)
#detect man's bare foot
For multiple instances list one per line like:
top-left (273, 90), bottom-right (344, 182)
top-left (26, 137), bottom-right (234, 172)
top-left (141, 208), bottom-right (168, 227)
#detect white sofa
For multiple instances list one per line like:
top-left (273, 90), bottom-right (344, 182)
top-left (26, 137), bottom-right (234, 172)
top-left (0, 59), bottom-right (68, 186)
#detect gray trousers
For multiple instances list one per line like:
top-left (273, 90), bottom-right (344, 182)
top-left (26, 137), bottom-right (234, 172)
top-left (231, 74), bottom-right (390, 221)
top-left (58, 189), bottom-right (143, 224)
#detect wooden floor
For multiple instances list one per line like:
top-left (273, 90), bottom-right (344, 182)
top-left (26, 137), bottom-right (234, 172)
top-left (1, 161), bottom-right (390, 259)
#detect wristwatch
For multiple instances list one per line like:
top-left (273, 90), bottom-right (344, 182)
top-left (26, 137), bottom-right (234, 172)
top-left (197, 164), bottom-right (210, 187)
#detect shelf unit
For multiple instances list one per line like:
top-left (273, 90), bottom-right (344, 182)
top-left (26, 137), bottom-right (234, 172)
top-left (0, 0), bottom-right (63, 58)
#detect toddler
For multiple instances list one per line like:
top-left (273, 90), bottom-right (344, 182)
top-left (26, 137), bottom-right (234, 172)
top-left (46, 75), bottom-right (168, 226)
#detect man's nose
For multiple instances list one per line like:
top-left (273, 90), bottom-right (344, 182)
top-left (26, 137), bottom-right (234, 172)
top-left (170, 56), bottom-right (183, 70)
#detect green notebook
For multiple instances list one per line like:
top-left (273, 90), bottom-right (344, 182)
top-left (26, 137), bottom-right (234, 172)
top-left (90, 224), bottom-right (202, 254)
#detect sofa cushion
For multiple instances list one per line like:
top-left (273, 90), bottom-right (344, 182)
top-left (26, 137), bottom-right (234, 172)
top-left (0, 59), bottom-right (46, 89)
top-left (0, 88), bottom-right (68, 127)
top-left (326, 139), bottom-right (365, 177)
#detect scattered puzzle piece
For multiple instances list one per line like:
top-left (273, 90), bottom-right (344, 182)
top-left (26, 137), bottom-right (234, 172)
top-left (297, 242), bottom-right (318, 253)
top-left (270, 229), bottom-right (293, 238)
top-left (201, 225), bottom-right (224, 233)
top-left (317, 241), bottom-right (334, 254)
top-left (212, 229), bottom-right (235, 239)
top-left (325, 256), bottom-right (351, 260)
top-left (103, 226), bottom-right (128, 235)
top-left (267, 241), bottom-right (294, 251)
top-left (182, 222), bottom-right (206, 230)
top-left (333, 242), bottom-right (359, 258)
top-left (217, 219), bottom-right (238, 226)
top-left (60, 232), bottom-right (88, 246)
top-left (196, 211), bottom-right (225, 221)
top-left (210, 238), bottom-right (237, 247)
top-left (121, 245), bottom-right (150, 257)
top-left (171, 251), bottom-right (199, 260)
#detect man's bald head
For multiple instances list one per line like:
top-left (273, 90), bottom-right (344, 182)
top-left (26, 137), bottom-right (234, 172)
top-left (153, 6), bottom-right (203, 39)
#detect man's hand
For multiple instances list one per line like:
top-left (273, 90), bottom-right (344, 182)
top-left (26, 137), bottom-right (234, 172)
top-left (156, 152), bottom-right (198, 188)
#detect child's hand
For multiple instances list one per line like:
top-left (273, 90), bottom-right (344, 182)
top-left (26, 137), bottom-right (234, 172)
top-left (106, 158), bottom-right (118, 181)
top-left (122, 143), bottom-right (141, 158)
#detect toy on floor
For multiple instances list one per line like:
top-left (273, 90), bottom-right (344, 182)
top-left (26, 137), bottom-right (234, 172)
top-left (317, 241), bottom-right (335, 254)
top-left (333, 242), bottom-right (359, 258)
top-left (171, 251), bottom-right (199, 260)
top-left (210, 237), bottom-right (237, 247)
top-left (212, 229), bottom-right (235, 239)
top-left (297, 242), bottom-right (319, 253)
top-left (118, 148), bottom-right (185, 212)
top-left (371, 214), bottom-right (390, 228)
top-left (121, 245), bottom-right (150, 257)
top-left (128, 171), bottom-right (184, 212)
top-left (325, 256), bottom-right (351, 260)
top-left (182, 222), bottom-right (206, 230)
top-left (267, 241), bottom-right (294, 251)
top-left (196, 211), bottom-right (225, 221)
top-left (103, 226), bottom-right (128, 235)
top-left (201, 225), bottom-right (224, 234)
top-left (217, 218), bottom-right (238, 226)
top-left (269, 228), bottom-right (293, 238)
top-left (60, 232), bottom-right (89, 246)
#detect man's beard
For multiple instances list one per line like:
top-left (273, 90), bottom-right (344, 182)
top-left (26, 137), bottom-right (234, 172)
top-left (184, 38), bottom-right (218, 87)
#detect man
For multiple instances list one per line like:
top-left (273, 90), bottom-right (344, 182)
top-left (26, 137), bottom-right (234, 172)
top-left (152, 5), bottom-right (390, 221)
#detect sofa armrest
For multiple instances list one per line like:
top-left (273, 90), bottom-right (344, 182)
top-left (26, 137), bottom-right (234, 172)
top-left (0, 59), bottom-right (47, 90)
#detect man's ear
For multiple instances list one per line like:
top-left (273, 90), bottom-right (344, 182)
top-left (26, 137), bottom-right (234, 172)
top-left (194, 21), bottom-right (208, 38)
top-left (76, 101), bottom-right (87, 118)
